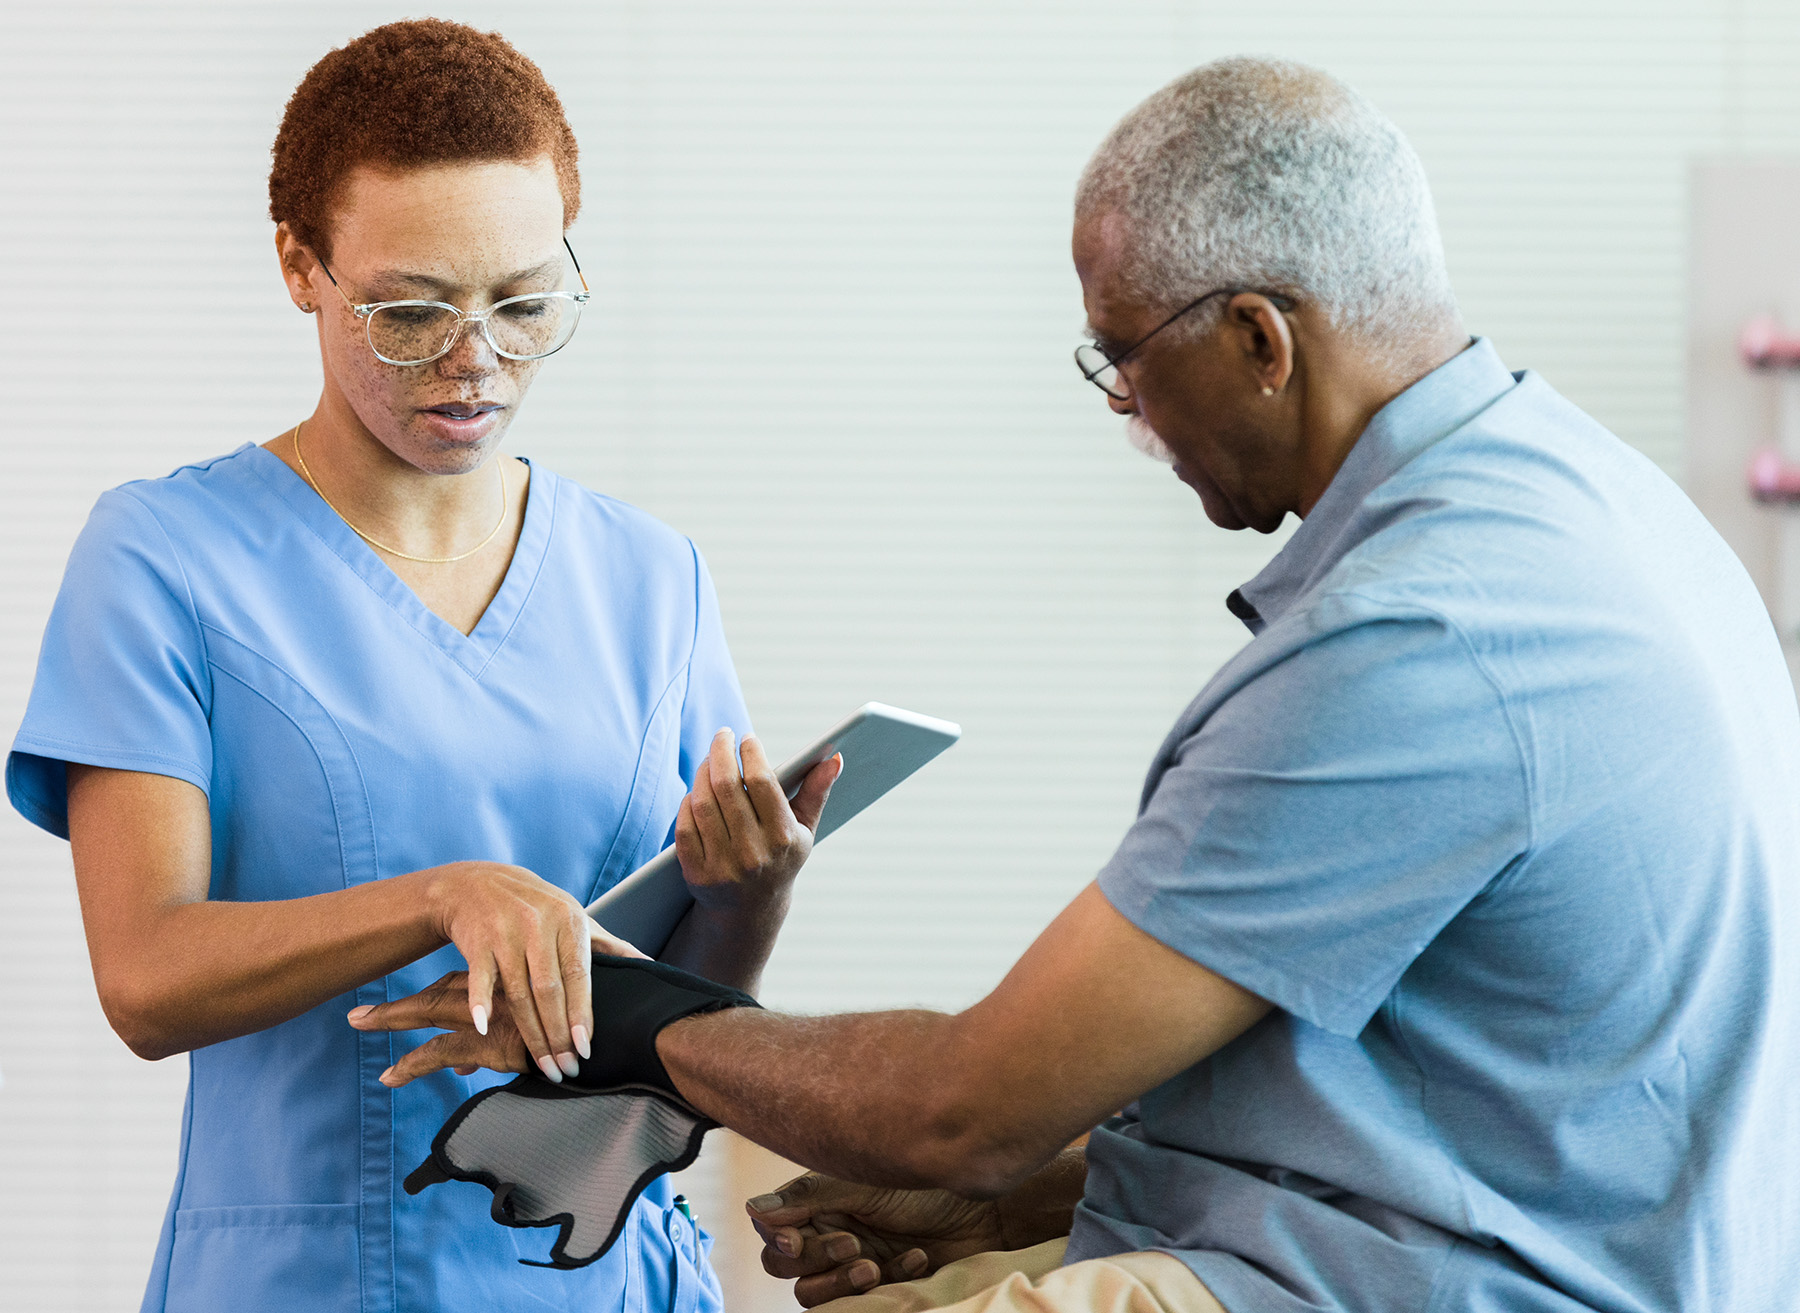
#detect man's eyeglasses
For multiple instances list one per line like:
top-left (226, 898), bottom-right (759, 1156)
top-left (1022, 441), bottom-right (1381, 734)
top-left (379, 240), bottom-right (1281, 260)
top-left (1074, 287), bottom-right (1294, 400)
top-left (318, 236), bottom-right (592, 367)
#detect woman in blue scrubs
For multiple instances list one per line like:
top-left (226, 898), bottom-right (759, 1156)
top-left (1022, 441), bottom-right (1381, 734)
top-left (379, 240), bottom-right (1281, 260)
top-left (5, 20), bottom-right (834, 1312)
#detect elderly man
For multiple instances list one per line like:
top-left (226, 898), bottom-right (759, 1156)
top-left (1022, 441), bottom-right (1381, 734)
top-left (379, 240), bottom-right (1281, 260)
top-left (361, 59), bottom-right (1799, 1313)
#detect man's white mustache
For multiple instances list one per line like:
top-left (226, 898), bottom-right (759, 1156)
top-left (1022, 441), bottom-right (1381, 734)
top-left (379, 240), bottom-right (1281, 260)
top-left (1125, 414), bottom-right (1177, 465)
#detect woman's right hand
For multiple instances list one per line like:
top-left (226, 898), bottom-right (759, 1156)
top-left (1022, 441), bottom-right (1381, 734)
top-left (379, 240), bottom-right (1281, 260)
top-left (419, 861), bottom-right (643, 1084)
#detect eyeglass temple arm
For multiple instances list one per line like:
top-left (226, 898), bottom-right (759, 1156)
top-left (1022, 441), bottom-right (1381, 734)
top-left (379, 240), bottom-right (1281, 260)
top-left (314, 255), bottom-right (359, 312)
top-left (563, 235), bottom-right (589, 293)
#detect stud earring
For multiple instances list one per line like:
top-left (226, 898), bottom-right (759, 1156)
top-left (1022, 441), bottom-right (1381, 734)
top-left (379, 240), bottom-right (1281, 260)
top-left (1261, 386), bottom-right (1274, 396)
top-left (299, 301), bottom-right (314, 313)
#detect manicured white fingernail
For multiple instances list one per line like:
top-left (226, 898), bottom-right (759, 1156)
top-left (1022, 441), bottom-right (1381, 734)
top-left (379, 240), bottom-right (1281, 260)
top-left (556, 1051), bottom-right (580, 1078)
top-left (471, 1004), bottom-right (488, 1036)
top-left (537, 1055), bottom-right (563, 1084)
top-left (571, 1024), bottom-right (590, 1059)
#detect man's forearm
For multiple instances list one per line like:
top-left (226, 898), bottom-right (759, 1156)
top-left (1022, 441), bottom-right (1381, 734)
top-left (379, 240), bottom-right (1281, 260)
top-left (658, 1006), bottom-right (1069, 1197)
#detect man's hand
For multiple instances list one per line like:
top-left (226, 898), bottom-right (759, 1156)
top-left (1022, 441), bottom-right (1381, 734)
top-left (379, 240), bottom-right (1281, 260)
top-left (674, 729), bottom-right (840, 913)
top-left (350, 925), bottom-right (642, 1087)
top-left (747, 1172), bottom-right (1003, 1307)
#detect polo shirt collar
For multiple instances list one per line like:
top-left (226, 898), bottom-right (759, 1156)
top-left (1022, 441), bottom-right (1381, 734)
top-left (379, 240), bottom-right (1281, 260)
top-left (1227, 336), bottom-right (1517, 632)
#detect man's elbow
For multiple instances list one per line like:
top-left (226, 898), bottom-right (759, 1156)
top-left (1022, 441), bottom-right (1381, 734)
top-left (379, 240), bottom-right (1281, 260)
top-left (906, 1091), bottom-right (1051, 1199)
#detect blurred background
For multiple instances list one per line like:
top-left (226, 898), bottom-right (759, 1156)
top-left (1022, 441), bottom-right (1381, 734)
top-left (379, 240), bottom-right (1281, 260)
top-left (4, 1), bottom-right (1800, 1308)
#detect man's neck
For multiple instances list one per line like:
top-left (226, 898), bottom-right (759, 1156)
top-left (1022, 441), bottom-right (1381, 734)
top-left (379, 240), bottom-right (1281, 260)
top-left (1294, 323), bottom-right (1470, 517)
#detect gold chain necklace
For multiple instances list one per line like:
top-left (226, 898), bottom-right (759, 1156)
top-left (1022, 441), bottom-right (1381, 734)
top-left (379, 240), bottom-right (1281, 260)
top-left (290, 420), bottom-right (507, 565)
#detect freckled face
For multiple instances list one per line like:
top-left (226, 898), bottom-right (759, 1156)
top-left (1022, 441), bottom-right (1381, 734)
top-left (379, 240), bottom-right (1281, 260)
top-left (311, 158), bottom-right (571, 476)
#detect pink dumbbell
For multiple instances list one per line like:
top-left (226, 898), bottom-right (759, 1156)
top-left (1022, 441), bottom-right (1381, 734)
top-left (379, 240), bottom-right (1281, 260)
top-left (1740, 315), bottom-right (1800, 368)
top-left (1748, 446), bottom-right (1800, 502)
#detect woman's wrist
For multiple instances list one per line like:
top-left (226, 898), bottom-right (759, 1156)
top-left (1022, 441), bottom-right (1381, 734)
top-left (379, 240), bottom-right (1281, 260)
top-left (408, 862), bottom-right (464, 942)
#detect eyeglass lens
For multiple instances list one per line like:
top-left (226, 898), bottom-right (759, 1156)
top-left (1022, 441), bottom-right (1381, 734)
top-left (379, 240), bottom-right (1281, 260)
top-left (367, 295), bottom-right (582, 366)
top-left (1074, 344), bottom-right (1130, 400)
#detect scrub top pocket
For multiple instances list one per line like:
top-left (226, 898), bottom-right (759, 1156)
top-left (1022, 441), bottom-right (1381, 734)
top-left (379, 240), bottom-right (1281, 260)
top-left (167, 1203), bottom-right (360, 1309)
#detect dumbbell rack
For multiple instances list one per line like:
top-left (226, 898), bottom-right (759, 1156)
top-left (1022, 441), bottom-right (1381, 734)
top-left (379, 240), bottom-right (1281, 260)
top-left (1741, 315), bottom-right (1800, 643)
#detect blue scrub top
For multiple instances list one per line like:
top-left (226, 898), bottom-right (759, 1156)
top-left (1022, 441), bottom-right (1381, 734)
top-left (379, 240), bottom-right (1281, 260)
top-left (8, 444), bottom-right (750, 1313)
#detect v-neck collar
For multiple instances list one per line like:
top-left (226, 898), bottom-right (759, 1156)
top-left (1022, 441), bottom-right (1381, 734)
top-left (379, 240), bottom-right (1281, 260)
top-left (246, 443), bottom-right (555, 680)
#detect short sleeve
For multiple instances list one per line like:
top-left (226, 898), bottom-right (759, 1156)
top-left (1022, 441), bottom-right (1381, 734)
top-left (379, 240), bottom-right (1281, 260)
top-left (1098, 594), bottom-right (1531, 1037)
top-left (7, 489), bottom-right (214, 839)
top-left (675, 542), bottom-right (752, 790)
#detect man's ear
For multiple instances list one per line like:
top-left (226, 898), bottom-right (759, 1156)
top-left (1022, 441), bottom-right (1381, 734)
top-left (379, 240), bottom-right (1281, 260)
top-left (1225, 293), bottom-right (1296, 396)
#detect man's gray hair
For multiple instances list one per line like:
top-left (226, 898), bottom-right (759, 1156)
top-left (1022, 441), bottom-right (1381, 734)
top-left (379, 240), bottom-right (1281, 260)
top-left (1077, 58), bottom-right (1459, 349)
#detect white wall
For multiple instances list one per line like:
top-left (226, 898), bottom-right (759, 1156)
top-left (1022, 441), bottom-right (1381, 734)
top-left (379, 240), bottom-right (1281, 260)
top-left (4, 2), bottom-right (1800, 1307)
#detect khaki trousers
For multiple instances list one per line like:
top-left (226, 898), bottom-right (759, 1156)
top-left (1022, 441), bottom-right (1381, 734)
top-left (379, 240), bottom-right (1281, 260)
top-left (813, 1238), bottom-right (1228, 1313)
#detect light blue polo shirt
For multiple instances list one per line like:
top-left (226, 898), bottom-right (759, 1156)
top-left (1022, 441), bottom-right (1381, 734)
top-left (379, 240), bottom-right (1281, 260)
top-left (1067, 340), bottom-right (1800, 1312)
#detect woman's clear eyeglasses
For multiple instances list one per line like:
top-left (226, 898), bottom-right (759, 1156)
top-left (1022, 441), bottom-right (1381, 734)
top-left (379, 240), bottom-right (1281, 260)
top-left (318, 236), bottom-right (592, 367)
top-left (1074, 287), bottom-right (1294, 400)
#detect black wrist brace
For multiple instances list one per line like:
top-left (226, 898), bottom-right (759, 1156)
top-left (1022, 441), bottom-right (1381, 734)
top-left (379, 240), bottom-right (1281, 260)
top-left (404, 955), bottom-right (761, 1269)
top-left (569, 953), bottom-right (760, 1095)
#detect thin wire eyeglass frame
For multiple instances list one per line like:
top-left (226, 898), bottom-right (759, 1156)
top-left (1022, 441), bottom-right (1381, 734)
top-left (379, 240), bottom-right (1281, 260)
top-left (1075, 286), bottom-right (1296, 400)
top-left (317, 235), bottom-right (593, 367)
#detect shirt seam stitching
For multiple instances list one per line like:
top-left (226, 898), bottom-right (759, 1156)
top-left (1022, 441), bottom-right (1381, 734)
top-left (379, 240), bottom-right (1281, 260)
top-left (470, 468), bottom-right (557, 682)
top-left (111, 486), bottom-right (216, 716)
top-left (1333, 589), bottom-right (1538, 853)
top-left (677, 538), bottom-right (706, 730)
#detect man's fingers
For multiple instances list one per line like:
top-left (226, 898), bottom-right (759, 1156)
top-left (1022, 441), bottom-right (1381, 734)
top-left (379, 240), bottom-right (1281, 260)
top-left (746, 1171), bottom-right (855, 1227)
top-left (348, 972), bottom-right (472, 1033)
top-left (759, 1227), bottom-right (858, 1280)
top-left (379, 1031), bottom-right (489, 1087)
top-left (886, 1249), bottom-right (930, 1283)
top-left (788, 753), bottom-right (842, 835)
top-left (794, 1259), bottom-right (885, 1308)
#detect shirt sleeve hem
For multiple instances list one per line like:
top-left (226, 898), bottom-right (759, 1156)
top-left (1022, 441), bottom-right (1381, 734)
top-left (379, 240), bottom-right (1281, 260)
top-left (1096, 866), bottom-right (1381, 1037)
top-left (7, 740), bottom-right (211, 841)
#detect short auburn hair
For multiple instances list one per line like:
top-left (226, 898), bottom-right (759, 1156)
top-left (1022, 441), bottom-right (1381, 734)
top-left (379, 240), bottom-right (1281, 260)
top-left (269, 19), bottom-right (580, 259)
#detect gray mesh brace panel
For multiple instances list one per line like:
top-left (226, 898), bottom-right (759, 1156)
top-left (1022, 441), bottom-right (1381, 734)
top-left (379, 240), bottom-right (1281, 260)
top-left (405, 1077), bottom-right (713, 1268)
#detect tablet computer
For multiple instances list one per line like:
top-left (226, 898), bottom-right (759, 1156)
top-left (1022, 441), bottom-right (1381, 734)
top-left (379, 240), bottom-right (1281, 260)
top-left (587, 702), bottom-right (961, 956)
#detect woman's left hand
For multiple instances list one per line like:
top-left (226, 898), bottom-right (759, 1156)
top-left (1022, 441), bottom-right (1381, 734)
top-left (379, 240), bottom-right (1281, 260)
top-left (674, 729), bottom-right (840, 913)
